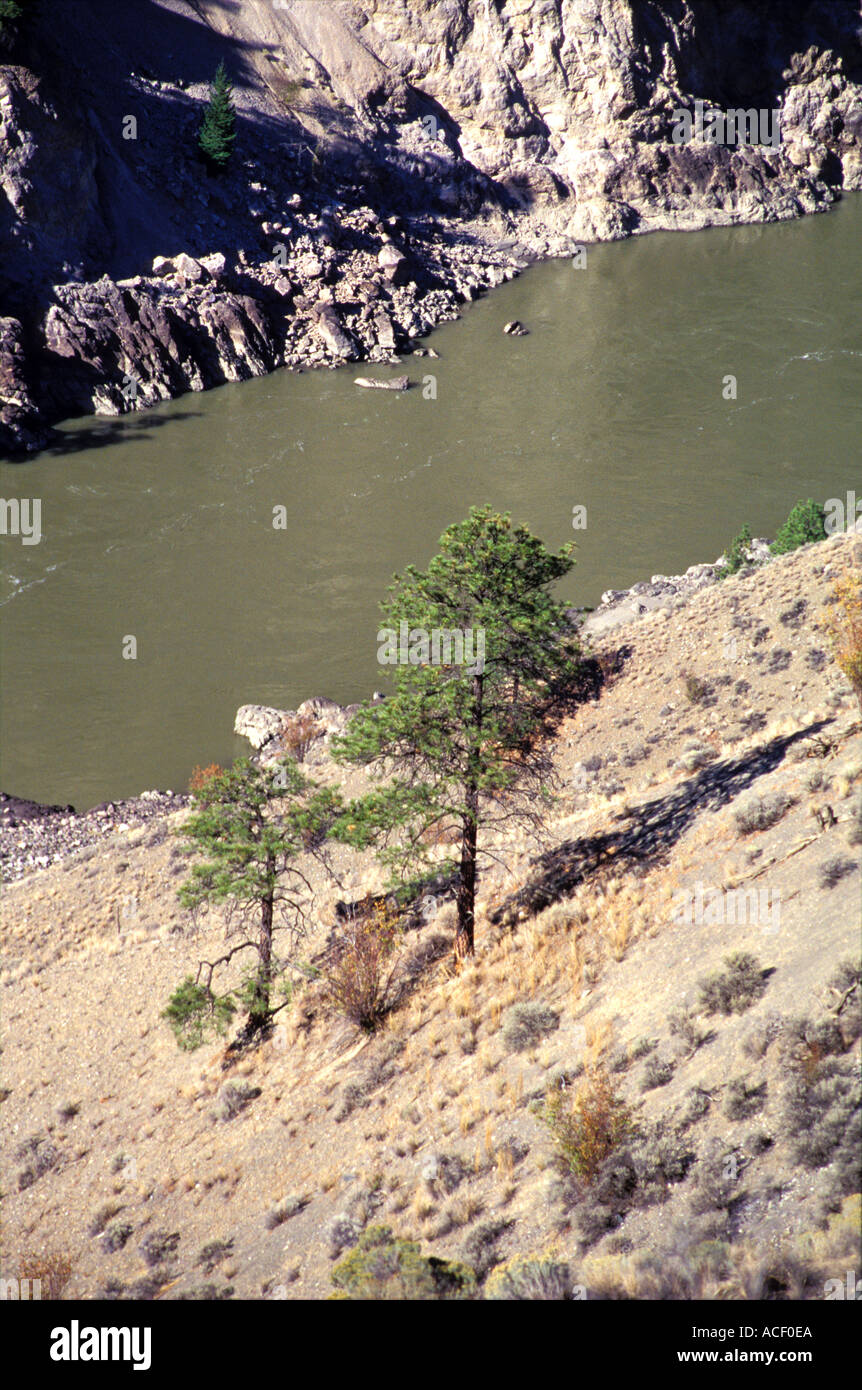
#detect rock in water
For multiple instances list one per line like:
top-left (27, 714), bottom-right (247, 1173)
top-left (503, 320), bottom-right (529, 336)
top-left (353, 375), bottom-right (409, 391)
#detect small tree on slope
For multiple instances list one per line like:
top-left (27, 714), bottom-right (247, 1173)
top-left (198, 60), bottom-right (236, 171)
top-left (331, 506), bottom-right (583, 963)
top-left (163, 758), bottom-right (339, 1048)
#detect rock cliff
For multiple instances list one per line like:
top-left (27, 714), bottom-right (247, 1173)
top-left (1, 0), bottom-right (860, 451)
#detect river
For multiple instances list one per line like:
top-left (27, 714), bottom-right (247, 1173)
top-left (1, 196), bottom-right (860, 809)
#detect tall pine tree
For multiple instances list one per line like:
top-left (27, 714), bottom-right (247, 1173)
top-left (198, 60), bottom-right (236, 171)
top-left (332, 507), bottom-right (583, 962)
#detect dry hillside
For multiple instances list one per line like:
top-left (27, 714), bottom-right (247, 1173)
top-left (1, 529), bottom-right (860, 1301)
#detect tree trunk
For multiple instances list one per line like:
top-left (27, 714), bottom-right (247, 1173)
top-left (454, 671), bottom-right (483, 963)
top-left (454, 788), bottom-right (478, 962)
top-left (249, 868), bottom-right (275, 1029)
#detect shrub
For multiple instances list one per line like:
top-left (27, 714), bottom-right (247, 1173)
top-left (264, 1195), bottom-right (307, 1230)
top-left (501, 1001), bottom-right (560, 1053)
top-left (741, 1013), bottom-right (783, 1060)
top-left (640, 1055), bottom-right (674, 1092)
top-left (818, 856), bottom-right (857, 889)
top-left (281, 713), bottom-right (318, 762)
top-left (175, 1283), bottom-right (234, 1301)
top-left (323, 901), bottom-right (402, 1031)
top-left (216, 1081), bottom-right (261, 1122)
top-left (421, 1152), bottom-right (468, 1195)
top-left (679, 1085), bottom-right (711, 1128)
top-left (331, 1225), bottom-right (476, 1299)
top-left (668, 1008), bottom-right (710, 1054)
top-left (542, 1068), bottom-right (635, 1185)
top-left (717, 523), bottom-right (753, 579)
top-left (724, 1078), bottom-right (767, 1121)
top-left (16, 1134), bottom-right (60, 1190)
top-left (188, 763), bottom-right (222, 793)
top-left (682, 673), bottom-right (708, 705)
top-left (196, 1239), bottom-right (234, 1271)
top-left (102, 1222), bottom-right (133, 1254)
top-left (17, 1251), bottom-right (74, 1300)
top-left (139, 1230), bottom-right (180, 1268)
top-left (88, 1202), bottom-right (122, 1237)
top-left (327, 1215), bottom-right (360, 1260)
top-left (769, 499), bottom-right (827, 556)
top-left (746, 1130), bottom-right (774, 1156)
top-left (690, 1139), bottom-right (742, 1217)
top-left (697, 952), bottom-right (767, 1016)
top-left (485, 1253), bottom-right (573, 1300)
top-left (733, 791), bottom-right (794, 835)
top-left (779, 599), bottom-right (807, 630)
top-left (820, 567), bottom-right (862, 713)
top-left (461, 1219), bottom-right (513, 1281)
top-left (783, 1059), bottom-right (860, 1176)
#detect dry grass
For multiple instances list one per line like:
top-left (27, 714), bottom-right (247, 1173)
top-left (17, 1250), bottom-right (75, 1300)
top-left (821, 567), bottom-right (862, 713)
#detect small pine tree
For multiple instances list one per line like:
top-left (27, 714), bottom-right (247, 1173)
top-left (0, 0), bottom-right (25, 40)
top-left (716, 523), bottom-right (753, 579)
top-left (770, 498), bottom-right (827, 556)
top-left (198, 61), bottom-right (236, 171)
top-left (163, 757), bottom-right (339, 1047)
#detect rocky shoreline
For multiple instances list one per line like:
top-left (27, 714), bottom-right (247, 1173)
top-left (0, 789), bottom-right (188, 883)
top-left (0, 201), bottom-right (524, 454)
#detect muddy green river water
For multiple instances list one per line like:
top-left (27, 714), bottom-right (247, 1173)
top-left (2, 196), bottom-right (860, 808)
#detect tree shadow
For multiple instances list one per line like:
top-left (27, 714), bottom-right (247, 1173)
top-left (490, 718), bottom-right (832, 924)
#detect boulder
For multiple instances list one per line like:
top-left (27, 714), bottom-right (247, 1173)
top-left (172, 253), bottom-right (206, 285)
top-left (234, 705), bottom-right (289, 750)
top-left (377, 243), bottom-right (408, 285)
top-left (297, 252), bottom-right (324, 280)
top-left (199, 252), bottom-right (227, 281)
top-left (372, 309), bottom-right (397, 351)
top-left (313, 305), bottom-right (353, 358)
top-left (354, 375), bottom-right (409, 391)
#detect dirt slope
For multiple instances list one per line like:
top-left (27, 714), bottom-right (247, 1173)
top-left (1, 528), bottom-right (860, 1300)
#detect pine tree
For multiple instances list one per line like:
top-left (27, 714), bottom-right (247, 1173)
top-left (163, 758), bottom-right (339, 1048)
top-left (198, 60), bottom-right (236, 171)
top-left (332, 506), bottom-right (583, 962)
top-left (0, 1), bottom-right (25, 40)
top-left (769, 498), bottom-right (827, 556)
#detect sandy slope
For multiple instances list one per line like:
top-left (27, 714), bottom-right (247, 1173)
top-left (1, 529), bottom-right (859, 1300)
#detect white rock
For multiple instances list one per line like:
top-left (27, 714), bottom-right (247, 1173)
top-left (234, 705), bottom-right (288, 749)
